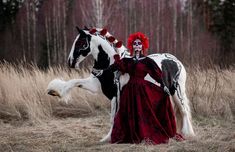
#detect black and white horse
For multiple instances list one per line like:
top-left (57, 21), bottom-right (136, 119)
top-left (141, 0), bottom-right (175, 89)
top-left (47, 27), bottom-right (195, 142)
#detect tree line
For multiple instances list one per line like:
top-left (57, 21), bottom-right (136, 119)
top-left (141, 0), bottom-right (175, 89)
top-left (0, 0), bottom-right (234, 68)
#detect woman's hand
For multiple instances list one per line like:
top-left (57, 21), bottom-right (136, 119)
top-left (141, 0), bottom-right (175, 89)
top-left (92, 69), bottom-right (103, 77)
top-left (163, 86), bottom-right (171, 96)
top-left (114, 54), bottom-right (120, 61)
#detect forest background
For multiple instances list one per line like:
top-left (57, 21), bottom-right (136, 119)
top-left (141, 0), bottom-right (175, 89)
top-left (0, 0), bottom-right (235, 68)
top-left (0, 0), bottom-right (234, 151)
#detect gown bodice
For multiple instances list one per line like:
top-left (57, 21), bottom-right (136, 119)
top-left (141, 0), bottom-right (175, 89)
top-left (113, 56), bottom-right (163, 85)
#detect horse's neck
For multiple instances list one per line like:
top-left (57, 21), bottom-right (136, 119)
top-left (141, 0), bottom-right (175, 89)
top-left (91, 35), bottom-right (127, 68)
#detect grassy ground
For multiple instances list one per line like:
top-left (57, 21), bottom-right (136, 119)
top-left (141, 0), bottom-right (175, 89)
top-left (0, 62), bottom-right (234, 152)
top-left (0, 115), bottom-right (234, 152)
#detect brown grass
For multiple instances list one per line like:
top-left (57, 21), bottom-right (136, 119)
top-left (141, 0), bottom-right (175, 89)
top-left (0, 62), bottom-right (234, 152)
top-left (187, 66), bottom-right (235, 120)
top-left (0, 62), bottom-right (109, 124)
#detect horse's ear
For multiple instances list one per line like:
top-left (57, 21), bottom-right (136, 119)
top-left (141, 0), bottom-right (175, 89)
top-left (115, 41), bottom-right (122, 48)
top-left (76, 26), bottom-right (80, 32)
top-left (84, 26), bottom-right (89, 30)
top-left (76, 26), bottom-right (86, 35)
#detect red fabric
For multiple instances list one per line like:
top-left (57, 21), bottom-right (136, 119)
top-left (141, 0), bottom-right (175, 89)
top-left (127, 32), bottom-right (149, 56)
top-left (113, 54), bottom-right (120, 61)
top-left (111, 57), bottom-right (183, 144)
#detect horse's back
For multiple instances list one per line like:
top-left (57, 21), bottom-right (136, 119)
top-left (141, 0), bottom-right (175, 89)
top-left (148, 53), bottom-right (186, 88)
top-left (148, 53), bottom-right (181, 69)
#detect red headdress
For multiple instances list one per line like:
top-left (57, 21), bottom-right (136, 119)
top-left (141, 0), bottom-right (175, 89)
top-left (127, 32), bottom-right (149, 56)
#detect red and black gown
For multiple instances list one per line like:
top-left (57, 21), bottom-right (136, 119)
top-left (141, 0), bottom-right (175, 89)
top-left (110, 55), bottom-right (181, 144)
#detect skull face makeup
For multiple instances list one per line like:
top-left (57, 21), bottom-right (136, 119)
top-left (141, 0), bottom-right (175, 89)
top-left (133, 39), bottom-right (143, 59)
top-left (128, 32), bottom-right (149, 56)
top-left (133, 39), bottom-right (143, 52)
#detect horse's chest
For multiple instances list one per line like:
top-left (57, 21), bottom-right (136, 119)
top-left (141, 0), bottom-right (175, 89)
top-left (98, 72), bottom-right (117, 100)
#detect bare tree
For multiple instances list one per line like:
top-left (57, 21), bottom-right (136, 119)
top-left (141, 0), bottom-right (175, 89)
top-left (32, 3), bottom-right (36, 63)
top-left (93, 0), bottom-right (103, 27)
top-left (188, 0), bottom-right (193, 64)
top-left (26, 1), bottom-right (31, 61)
top-left (173, 0), bottom-right (177, 54)
top-left (1, 0), bottom-right (233, 67)
top-left (20, 19), bottom-right (26, 62)
top-left (45, 16), bottom-right (51, 66)
top-left (62, 1), bottom-right (67, 63)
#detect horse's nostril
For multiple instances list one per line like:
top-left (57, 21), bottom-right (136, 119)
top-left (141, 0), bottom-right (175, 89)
top-left (68, 58), bottom-right (70, 66)
top-left (68, 58), bottom-right (72, 67)
top-left (68, 58), bottom-right (76, 68)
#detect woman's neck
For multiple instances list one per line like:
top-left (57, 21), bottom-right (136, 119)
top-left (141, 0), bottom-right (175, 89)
top-left (134, 51), bottom-right (140, 59)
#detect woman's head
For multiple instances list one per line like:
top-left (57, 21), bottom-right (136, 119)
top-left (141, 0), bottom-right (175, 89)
top-left (127, 32), bottom-right (149, 56)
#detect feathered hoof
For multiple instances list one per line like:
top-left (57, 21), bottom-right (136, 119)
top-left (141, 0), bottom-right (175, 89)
top-left (99, 135), bottom-right (111, 143)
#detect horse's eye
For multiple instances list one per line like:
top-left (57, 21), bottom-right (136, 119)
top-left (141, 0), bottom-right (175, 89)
top-left (76, 39), bottom-right (86, 47)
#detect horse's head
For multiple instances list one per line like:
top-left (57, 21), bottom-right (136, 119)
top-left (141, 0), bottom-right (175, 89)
top-left (68, 27), bottom-right (92, 68)
top-left (68, 27), bottom-right (128, 69)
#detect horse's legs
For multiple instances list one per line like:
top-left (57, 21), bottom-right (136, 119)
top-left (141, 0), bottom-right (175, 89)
top-left (60, 76), bottom-right (115, 143)
top-left (58, 75), bottom-right (116, 142)
top-left (47, 75), bottom-right (102, 103)
top-left (69, 75), bottom-right (101, 93)
top-left (100, 97), bottom-right (117, 143)
top-left (172, 93), bottom-right (195, 136)
top-left (172, 68), bottom-right (195, 137)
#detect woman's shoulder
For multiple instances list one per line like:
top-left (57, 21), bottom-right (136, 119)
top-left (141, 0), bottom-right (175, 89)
top-left (122, 56), bottom-right (133, 62)
top-left (143, 56), bottom-right (159, 68)
top-left (143, 56), bottom-right (154, 63)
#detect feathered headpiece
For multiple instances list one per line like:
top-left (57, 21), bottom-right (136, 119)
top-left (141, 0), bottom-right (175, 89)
top-left (127, 32), bottom-right (149, 56)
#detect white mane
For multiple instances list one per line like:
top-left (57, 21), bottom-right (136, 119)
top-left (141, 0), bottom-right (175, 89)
top-left (84, 28), bottom-right (130, 63)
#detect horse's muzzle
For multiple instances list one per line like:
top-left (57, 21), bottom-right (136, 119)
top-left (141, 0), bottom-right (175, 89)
top-left (47, 90), bottom-right (61, 97)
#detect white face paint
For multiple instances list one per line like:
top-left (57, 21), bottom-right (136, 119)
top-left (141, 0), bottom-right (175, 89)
top-left (133, 39), bottom-right (142, 59)
top-left (133, 39), bottom-right (142, 52)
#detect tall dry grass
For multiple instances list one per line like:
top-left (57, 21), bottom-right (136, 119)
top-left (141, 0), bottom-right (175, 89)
top-left (0, 62), bottom-right (234, 124)
top-left (187, 66), bottom-right (235, 121)
top-left (0, 62), bottom-right (109, 124)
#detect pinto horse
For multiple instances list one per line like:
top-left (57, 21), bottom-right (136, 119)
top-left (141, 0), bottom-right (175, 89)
top-left (47, 27), bottom-right (195, 142)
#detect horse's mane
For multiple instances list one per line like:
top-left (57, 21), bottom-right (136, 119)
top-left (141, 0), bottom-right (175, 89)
top-left (84, 27), bottom-right (130, 58)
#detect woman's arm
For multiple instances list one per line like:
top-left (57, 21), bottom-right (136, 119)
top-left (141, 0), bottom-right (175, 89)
top-left (145, 57), bottom-right (170, 95)
top-left (109, 54), bottom-right (127, 73)
top-left (145, 57), bottom-right (163, 85)
top-left (94, 54), bottom-right (127, 76)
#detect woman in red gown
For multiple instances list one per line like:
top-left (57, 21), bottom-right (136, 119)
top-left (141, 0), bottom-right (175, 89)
top-left (110, 32), bottom-right (182, 144)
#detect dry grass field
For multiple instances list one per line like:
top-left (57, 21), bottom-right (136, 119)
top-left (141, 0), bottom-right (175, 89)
top-left (0, 62), bottom-right (234, 152)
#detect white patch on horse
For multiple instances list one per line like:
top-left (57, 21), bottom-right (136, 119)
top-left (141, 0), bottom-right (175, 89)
top-left (68, 35), bottom-right (79, 66)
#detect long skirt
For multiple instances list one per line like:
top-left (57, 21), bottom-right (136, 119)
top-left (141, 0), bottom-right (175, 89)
top-left (111, 79), bottom-right (181, 144)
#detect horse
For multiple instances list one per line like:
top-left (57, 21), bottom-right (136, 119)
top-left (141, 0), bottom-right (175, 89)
top-left (47, 27), bottom-right (195, 142)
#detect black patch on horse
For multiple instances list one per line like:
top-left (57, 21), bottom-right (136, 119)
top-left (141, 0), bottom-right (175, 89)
top-left (93, 45), bottom-right (110, 69)
top-left (93, 45), bottom-right (117, 100)
top-left (71, 30), bottom-right (91, 68)
top-left (161, 59), bottom-right (179, 95)
top-left (97, 70), bottom-right (117, 100)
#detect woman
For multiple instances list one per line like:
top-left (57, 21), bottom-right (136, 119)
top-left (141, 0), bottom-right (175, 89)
top-left (109, 32), bottom-right (182, 144)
